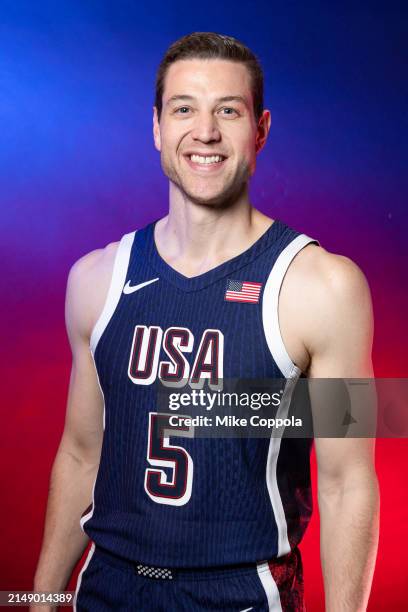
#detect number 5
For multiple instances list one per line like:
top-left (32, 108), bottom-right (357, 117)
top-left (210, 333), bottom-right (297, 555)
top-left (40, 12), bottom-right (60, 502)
top-left (144, 413), bottom-right (194, 506)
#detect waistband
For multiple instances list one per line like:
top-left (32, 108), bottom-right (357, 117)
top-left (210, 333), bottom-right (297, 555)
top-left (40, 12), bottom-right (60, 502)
top-left (92, 545), bottom-right (291, 581)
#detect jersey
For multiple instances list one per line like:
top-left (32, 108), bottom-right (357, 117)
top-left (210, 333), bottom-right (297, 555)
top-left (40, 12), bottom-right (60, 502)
top-left (80, 216), bottom-right (320, 568)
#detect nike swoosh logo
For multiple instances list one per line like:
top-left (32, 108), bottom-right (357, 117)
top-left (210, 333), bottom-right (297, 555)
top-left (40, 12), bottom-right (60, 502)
top-left (239, 608), bottom-right (253, 612)
top-left (123, 278), bottom-right (159, 294)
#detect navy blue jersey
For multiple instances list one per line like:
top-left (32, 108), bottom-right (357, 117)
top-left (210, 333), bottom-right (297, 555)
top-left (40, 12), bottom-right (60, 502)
top-left (80, 217), bottom-right (319, 567)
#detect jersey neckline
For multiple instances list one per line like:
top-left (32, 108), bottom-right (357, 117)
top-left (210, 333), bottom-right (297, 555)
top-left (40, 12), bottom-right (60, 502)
top-left (142, 216), bottom-right (286, 292)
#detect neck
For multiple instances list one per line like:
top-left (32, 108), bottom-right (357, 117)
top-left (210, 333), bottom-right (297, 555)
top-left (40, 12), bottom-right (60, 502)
top-left (153, 183), bottom-right (274, 277)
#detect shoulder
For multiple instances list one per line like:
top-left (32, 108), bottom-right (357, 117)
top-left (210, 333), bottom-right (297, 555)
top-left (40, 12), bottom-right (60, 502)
top-left (279, 241), bottom-right (374, 372)
top-left (291, 242), bottom-right (371, 301)
top-left (68, 240), bottom-right (120, 287)
top-left (65, 240), bottom-right (120, 344)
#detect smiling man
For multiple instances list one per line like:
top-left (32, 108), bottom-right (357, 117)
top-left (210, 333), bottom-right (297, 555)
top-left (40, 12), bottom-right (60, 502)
top-left (33, 33), bottom-right (379, 611)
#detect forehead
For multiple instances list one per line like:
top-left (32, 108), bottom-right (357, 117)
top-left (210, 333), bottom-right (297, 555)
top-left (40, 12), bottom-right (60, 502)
top-left (163, 59), bottom-right (252, 102)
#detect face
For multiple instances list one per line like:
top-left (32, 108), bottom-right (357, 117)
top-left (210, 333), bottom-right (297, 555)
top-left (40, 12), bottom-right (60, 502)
top-left (153, 59), bottom-right (271, 207)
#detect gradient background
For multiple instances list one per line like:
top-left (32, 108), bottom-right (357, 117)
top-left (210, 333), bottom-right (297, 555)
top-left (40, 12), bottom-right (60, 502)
top-left (1, 1), bottom-right (407, 609)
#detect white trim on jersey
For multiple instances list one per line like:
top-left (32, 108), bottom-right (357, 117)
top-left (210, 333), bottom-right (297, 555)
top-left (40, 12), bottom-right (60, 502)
top-left (89, 231), bottom-right (136, 355)
top-left (81, 231), bottom-right (134, 574)
top-left (266, 368), bottom-right (301, 556)
top-left (261, 233), bottom-right (319, 557)
top-left (73, 541), bottom-right (96, 612)
top-left (79, 348), bottom-right (106, 532)
top-left (262, 233), bottom-right (318, 379)
top-left (256, 561), bottom-right (283, 611)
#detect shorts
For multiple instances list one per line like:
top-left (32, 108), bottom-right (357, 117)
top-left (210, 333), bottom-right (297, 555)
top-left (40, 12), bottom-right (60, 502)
top-left (74, 543), bottom-right (305, 611)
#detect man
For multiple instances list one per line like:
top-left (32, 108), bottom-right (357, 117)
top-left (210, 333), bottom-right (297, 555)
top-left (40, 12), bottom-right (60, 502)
top-left (33, 32), bottom-right (379, 611)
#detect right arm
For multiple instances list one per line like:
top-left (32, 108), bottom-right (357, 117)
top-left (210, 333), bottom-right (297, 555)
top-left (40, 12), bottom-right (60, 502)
top-left (32, 244), bottom-right (117, 597)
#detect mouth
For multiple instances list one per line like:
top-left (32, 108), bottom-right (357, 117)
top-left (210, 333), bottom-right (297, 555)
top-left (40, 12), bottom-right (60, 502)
top-left (183, 153), bottom-right (228, 172)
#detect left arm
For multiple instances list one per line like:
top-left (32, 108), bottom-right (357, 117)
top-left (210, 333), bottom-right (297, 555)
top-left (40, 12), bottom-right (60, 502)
top-left (315, 438), bottom-right (379, 612)
top-left (304, 253), bottom-right (380, 611)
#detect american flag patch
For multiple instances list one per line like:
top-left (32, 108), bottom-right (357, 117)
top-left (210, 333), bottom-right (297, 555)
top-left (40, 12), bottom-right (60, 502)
top-left (224, 279), bottom-right (262, 303)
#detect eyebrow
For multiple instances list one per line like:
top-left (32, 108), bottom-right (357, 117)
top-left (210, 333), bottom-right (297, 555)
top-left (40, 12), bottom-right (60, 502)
top-left (166, 95), bottom-right (250, 108)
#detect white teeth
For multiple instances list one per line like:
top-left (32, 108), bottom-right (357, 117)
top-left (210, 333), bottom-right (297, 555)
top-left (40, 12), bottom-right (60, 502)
top-left (190, 154), bottom-right (224, 164)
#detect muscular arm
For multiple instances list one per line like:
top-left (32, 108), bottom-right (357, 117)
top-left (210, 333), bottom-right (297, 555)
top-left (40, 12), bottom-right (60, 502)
top-left (33, 244), bottom-right (117, 595)
top-left (280, 243), bottom-right (379, 610)
top-left (304, 252), bottom-right (380, 611)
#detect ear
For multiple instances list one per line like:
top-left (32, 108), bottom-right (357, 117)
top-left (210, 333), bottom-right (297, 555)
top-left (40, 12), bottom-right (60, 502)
top-left (255, 109), bottom-right (271, 154)
top-left (153, 106), bottom-right (161, 152)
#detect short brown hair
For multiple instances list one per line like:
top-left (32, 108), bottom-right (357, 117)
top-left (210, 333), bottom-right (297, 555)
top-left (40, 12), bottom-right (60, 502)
top-left (155, 32), bottom-right (264, 122)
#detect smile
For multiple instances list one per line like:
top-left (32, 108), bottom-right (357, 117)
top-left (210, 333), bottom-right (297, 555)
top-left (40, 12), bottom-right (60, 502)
top-left (189, 154), bottom-right (225, 165)
top-left (184, 153), bottom-right (228, 172)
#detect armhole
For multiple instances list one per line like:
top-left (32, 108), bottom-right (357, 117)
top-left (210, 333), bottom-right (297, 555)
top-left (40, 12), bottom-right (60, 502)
top-left (262, 234), bottom-right (320, 379)
top-left (89, 231), bottom-right (136, 355)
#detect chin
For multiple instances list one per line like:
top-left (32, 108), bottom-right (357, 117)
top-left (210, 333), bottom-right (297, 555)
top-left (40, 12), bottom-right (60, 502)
top-left (165, 164), bottom-right (249, 208)
top-left (182, 179), bottom-right (247, 209)
top-left (184, 189), bottom-right (238, 209)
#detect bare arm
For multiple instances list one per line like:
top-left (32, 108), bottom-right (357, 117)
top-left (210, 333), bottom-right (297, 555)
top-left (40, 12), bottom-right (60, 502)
top-left (33, 244), bottom-right (117, 595)
top-left (305, 253), bottom-right (380, 611)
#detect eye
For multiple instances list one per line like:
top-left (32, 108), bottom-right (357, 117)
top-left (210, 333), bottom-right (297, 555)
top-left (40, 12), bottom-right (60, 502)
top-left (219, 107), bottom-right (239, 116)
top-left (174, 106), bottom-right (191, 114)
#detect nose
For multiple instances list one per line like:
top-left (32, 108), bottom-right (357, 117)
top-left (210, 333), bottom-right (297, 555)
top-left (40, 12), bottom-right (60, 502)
top-left (190, 112), bottom-right (221, 143)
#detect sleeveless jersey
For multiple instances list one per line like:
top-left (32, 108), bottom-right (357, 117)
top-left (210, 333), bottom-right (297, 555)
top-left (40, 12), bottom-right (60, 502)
top-left (80, 217), bottom-right (319, 567)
